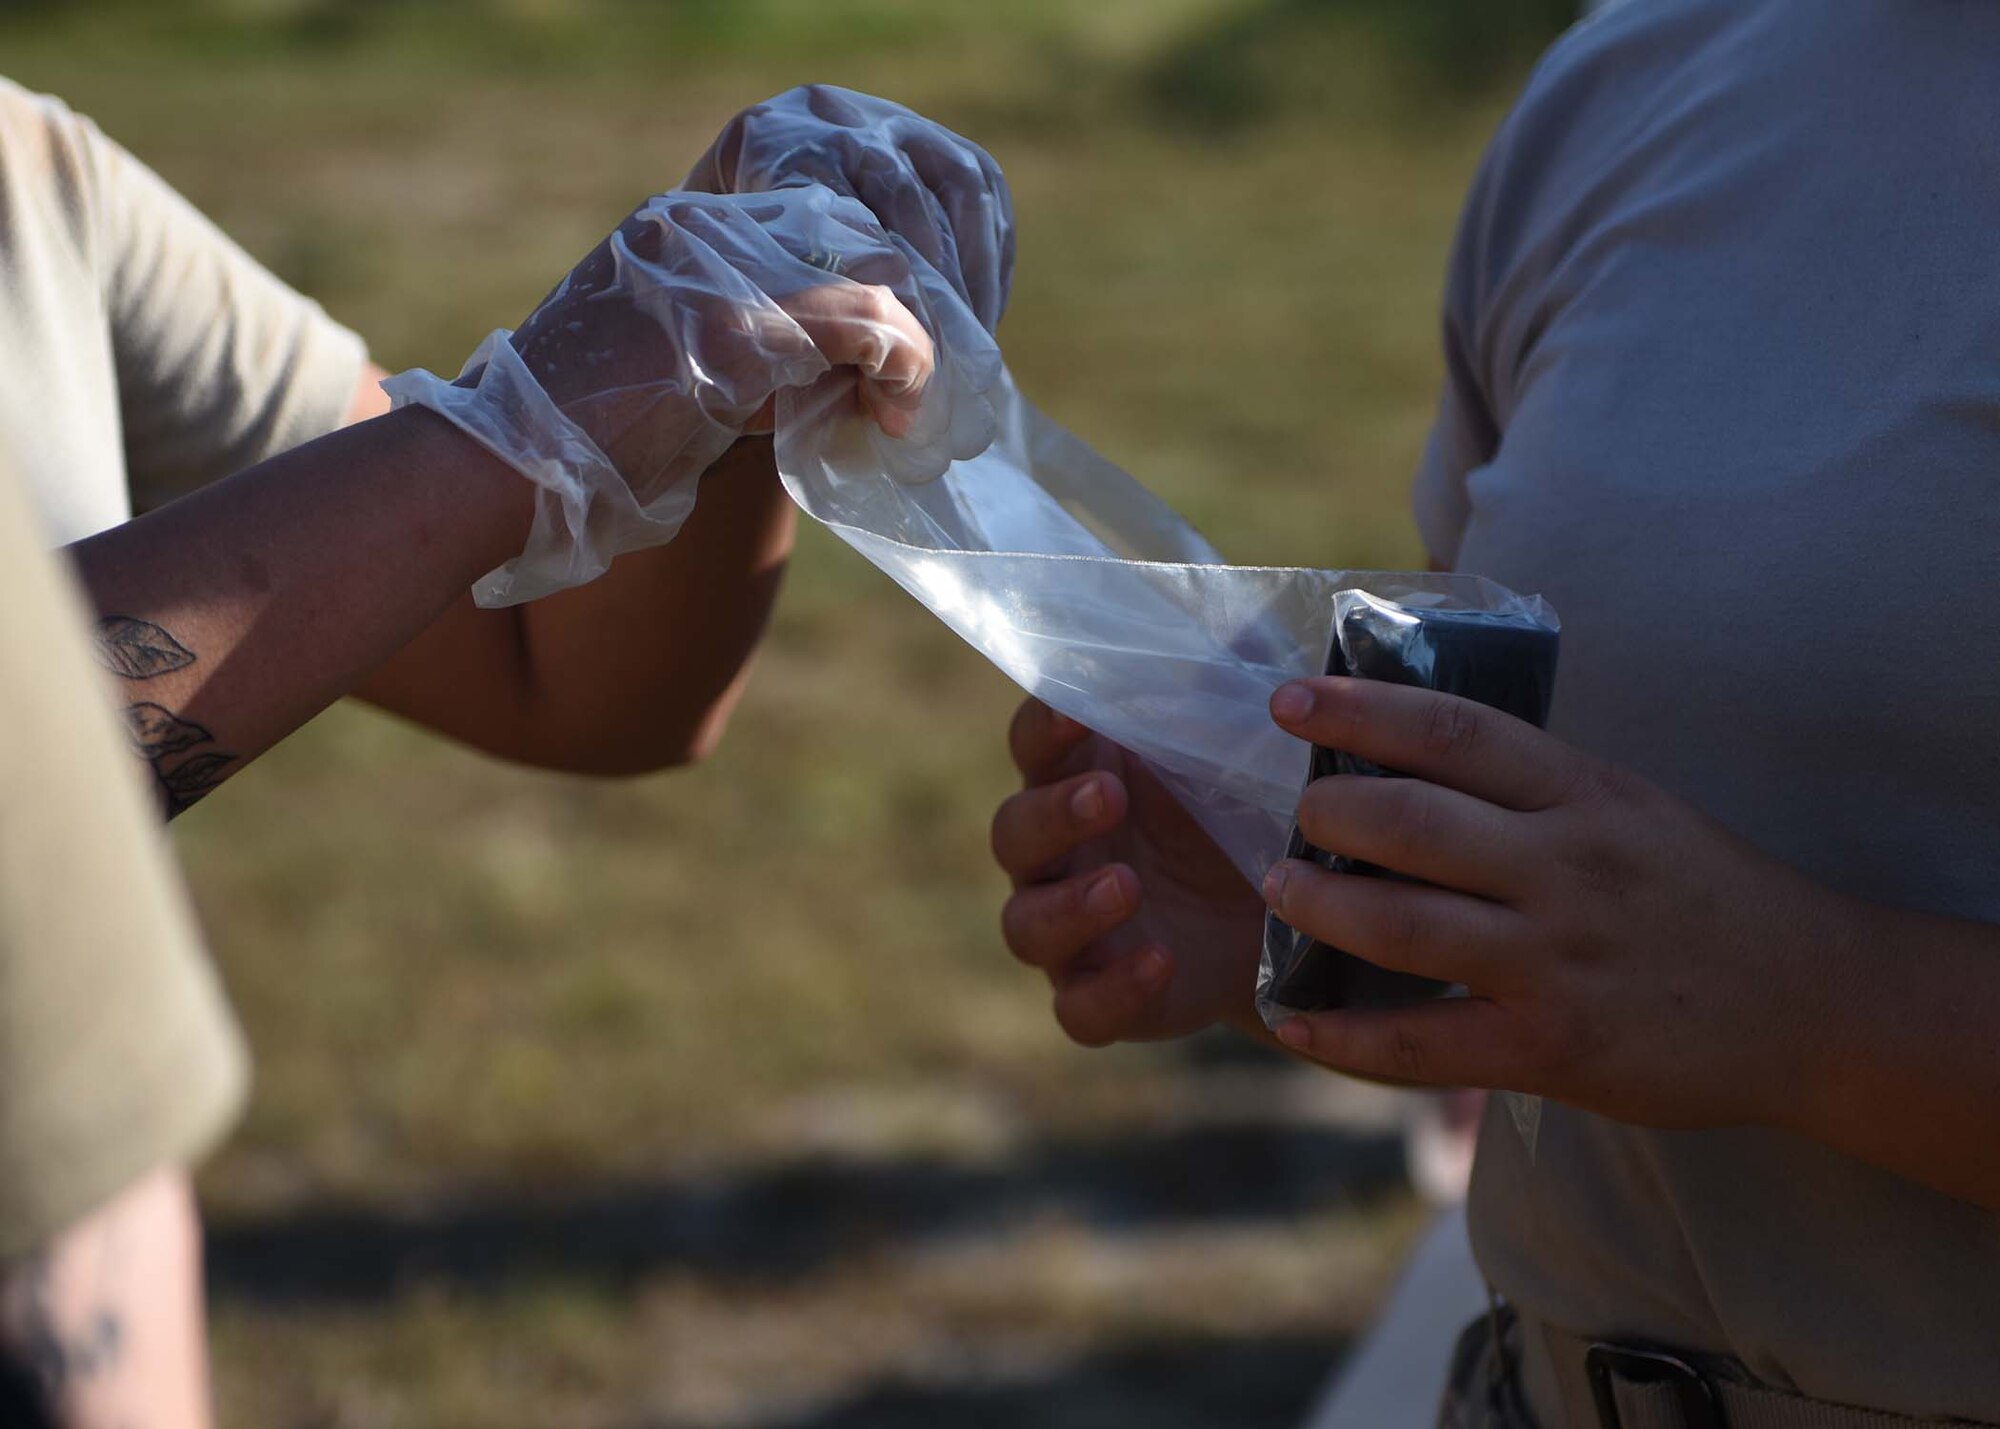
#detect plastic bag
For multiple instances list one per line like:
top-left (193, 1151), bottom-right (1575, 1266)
top-left (747, 177), bottom-right (1559, 1148)
top-left (1259, 590), bottom-right (1560, 1022)
top-left (773, 367), bottom-right (1547, 891)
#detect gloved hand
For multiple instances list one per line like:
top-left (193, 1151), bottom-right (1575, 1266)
top-left (385, 184), bottom-right (1000, 607)
top-left (682, 84), bottom-right (1015, 336)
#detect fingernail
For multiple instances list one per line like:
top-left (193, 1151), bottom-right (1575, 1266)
top-left (1070, 780), bottom-right (1105, 824)
top-left (1084, 871), bottom-right (1127, 918)
top-left (1272, 683), bottom-right (1314, 724)
top-left (1262, 863), bottom-right (1289, 908)
top-left (1275, 1019), bottom-right (1313, 1053)
top-left (1134, 946), bottom-right (1172, 986)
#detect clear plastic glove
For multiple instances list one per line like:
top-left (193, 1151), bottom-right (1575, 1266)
top-left (682, 84), bottom-right (1015, 335)
top-left (385, 184), bottom-right (1000, 606)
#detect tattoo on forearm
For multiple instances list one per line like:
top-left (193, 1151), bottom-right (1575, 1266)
top-left (91, 616), bottom-right (194, 680)
top-left (16, 1256), bottom-right (121, 1385)
top-left (1, 1251), bottom-right (124, 1419)
top-left (92, 615), bottom-right (237, 818)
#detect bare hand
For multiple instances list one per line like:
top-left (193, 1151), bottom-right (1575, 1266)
top-left (1260, 677), bottom-right (1862, 1129)
top-left (989, 698), bottom-right (1264, 1045)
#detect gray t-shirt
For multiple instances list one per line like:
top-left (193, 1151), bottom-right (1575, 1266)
top-left (1414, 1), bottom-right (2000, 1419)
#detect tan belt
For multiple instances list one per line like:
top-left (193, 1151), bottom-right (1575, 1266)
top-left (1531, 1322), bottom-right (1993, 1429)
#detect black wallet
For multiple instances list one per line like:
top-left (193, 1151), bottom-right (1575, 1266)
top-left (1261, 592), bottom-right (1560, 1012)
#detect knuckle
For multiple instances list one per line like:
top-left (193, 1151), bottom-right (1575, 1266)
top-left (1386, 785), bottom-right (1438, 857)
top-left (1007, 699), bottom-right (1063, 776)
top-left (1562, 757), bottom-right (1636, 812)
top-left (990, 796), bottom-right (1062, 878)
top-left (1006, 701), bottom-right (1039, 770)
top-left (1559, 839), bottom-right (1629, 900)
top-left (988, 799), bottom-right (1021, 868)
top-left (861, 282), bottom-right (903, 319)
top-left (1054, 996), bottom-right (1111, 1049)
top-left (1294, 779), bottom-right (1334, 841)
top-left (1529, 1011), bottom-right (1599, 1081)
top-left (997, 897), bottom-right (1038, 962)
top-left (1386, 1025), bottom-right (1432, 1083)
top-left (1420, 697), bottom-right (1483, 763)
top-left (1309, 676), bottom-right (1363, 741)
top-left (1383, 897), bottom-right (1431, 964)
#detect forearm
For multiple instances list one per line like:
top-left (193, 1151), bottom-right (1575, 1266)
top-left (355, 436), bottom-right (795, 774)
top-left (67, 408), bottom-right (527, 815)
top-left (0, 1167), bottom-right (213, 1429)
top-left (1783, 898), bottom-right (2000, 1210)
top-left (517, 436), bottom-right (794, 770)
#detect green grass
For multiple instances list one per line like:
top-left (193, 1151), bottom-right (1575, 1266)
top-left (1, 2), bottom-right (1551, 1422)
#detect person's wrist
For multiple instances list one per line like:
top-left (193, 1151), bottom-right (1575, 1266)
top-left (384, 406), bottom-right (538, 572)
top-left (1753, 886), bottom-right (1892, 1138)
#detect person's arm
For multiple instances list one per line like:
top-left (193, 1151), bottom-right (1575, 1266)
top-left (1255, 677), bottom-right (2000, 1211)
top-left (69, 190), bottom-right (939, 819)
top-left (325, 361), bottom-right (794, 775)
top-left (90, 83), bottom-right (1004, 778)
top-left (351, 433), bottom-right (795, 773)
top-left (0, 1169), bottom-right (212, 1429)
top-left (77, 90), bottom-right (772, 780)
top-left (339, 87), bottom-right (1015, 773)
top-left (69, 406), bottom-right (532, 814)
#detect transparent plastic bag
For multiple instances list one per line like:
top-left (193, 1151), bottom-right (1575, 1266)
top-left (773, 367), bottom-right (1550, 891)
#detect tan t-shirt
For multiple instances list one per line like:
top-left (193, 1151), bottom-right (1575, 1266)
top-left (0, 456), bottom-right (248, 1258)
top-left (0, 75), bottom-right (365, 541)
top-left (1413, 1), bottom-right (2000, 1421)
top-left (0, 78), bottom-right (366, 1252)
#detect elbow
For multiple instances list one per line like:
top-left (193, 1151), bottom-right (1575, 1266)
top-left (630, 716), bottom-right (730, 774)
top-left (648, 703), bottom-right (738, 771)
top-left (540, 706), bottom-right (735, 778)
top-left (676, 710), bottom-right (732, 767)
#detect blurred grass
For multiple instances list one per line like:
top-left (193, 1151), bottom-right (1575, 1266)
top-left (2, 0), bottom-right (1560, 1423)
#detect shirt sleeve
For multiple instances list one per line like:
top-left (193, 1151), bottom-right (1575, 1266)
top-left (0, 463), bottom-right (247, 1259)
top-left (1410, 150), bottom-right (1505, 570)
top-left (52, 93), bottom-right (367, 508)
